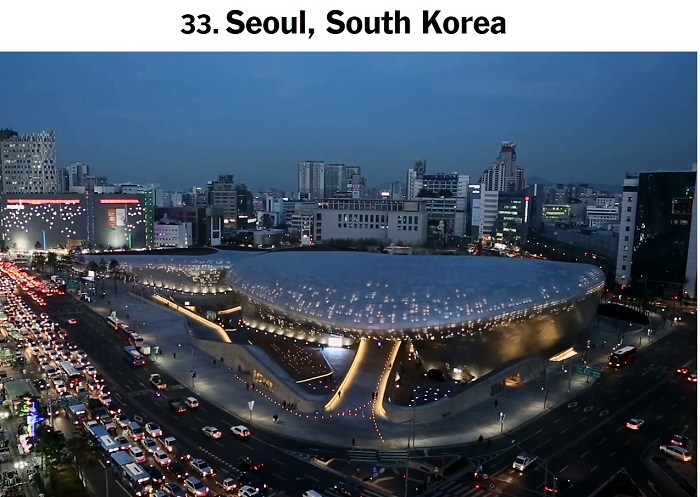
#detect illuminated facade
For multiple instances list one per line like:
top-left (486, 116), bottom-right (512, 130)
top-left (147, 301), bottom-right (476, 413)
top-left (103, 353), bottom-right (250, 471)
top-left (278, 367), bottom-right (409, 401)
top-left (0, 193), bottom-right (148, 251)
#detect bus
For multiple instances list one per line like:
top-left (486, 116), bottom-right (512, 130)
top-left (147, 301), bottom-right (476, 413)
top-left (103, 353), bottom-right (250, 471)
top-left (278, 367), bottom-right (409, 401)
top-left (116, 324), bottom-right (144, 348)
top-left (608, 346), bottom-right (637, 368)
top-left (107, 316), bottom-right (120, 329)
top-left (89, 426), bottom-right (120, 454)
top-left (58, 360), bottom-right (84, 388)
top-left (124, 346), bottom-right (147, 367)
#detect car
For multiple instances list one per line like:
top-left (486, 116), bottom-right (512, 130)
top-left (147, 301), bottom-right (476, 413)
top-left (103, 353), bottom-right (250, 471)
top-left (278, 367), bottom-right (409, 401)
top-left (142, 437), bottom-right (158, 454)
top-left (677, 367), bottom-right (689, 375)
top-left (163, 482), bottom-right (187, 497)
top-left (512, 452), bottom-right (537, 472)
top-left (167, 461), bottom-right (189, 480)
top-left (128, 445), bottom-right (147, 464)
top-left (184, 476), bottom-right (209, 497)
top-left (238, 485), bottom-right (260, 497)
top-left (185, 397), bottom-right (199, 408)
top-left (67, 318), bottom-right (78, 325)
top-left (687, 373), bottom-right (697, 383)
top-left (626, 418), bottom-right (645, 430)
top-left (230, 425), bottom-right (251, 439)
top-left (202, 426), bottom-right (222, 439)
top-left (671, 434), bottom-right (691, 448)
top-left (160, 436), bottom-right (178, 452)
top-left (191, 458), bottom-right (215, 477)
top-left (99, 393), bottom-right (112, 405)
top-left (33, 378), bottom-right (47, 390)
top-left (85, 365), bottom-right (97, 376)
top-left (238, 457), bottom-right (264, 472)
top-left (115, 414), bottom-right (130, 428)
top-left (168, 399), bottom-right (187, 413)
top-left (659, 444), bottom-right (692, 461)
top-left (237, 472), bottom-right (267, 491)
top-left (145, 465), bottom-right (165, 486)
top-left (544, 478), bottom-right (572, 494)
top-left (115, 435), bottom-right (131, 451)
top-left (154, 449), bottom-right (172, 467)
top-left (145, 422), bottom-right (163, 438)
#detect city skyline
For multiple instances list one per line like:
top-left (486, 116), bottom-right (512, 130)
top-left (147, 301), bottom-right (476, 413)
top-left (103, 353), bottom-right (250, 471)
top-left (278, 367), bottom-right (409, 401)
top-left (0, 52), bottom-right (696, 191)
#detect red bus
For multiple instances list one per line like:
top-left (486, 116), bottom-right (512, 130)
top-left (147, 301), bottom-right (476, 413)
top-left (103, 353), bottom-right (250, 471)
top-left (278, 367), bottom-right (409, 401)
top-left (608, 346), bottom-right (636, 368)
top-left (123, 346), bottom-right (147, 367)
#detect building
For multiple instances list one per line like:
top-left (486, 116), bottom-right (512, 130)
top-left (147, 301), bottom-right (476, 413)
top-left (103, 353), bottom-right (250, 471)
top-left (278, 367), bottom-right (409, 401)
top-left (314, 198), bottom-right (427, 246)
top-left (324, 164), bottom-right (346, 198)
top-left (0, 192), bottom-right (148, 251)
top-left (543, 204), bottom-right (572, 224)
top-left (62, 161), bottom-right (90, 191)
top-left (586, 205), bottom-right (619, 228)
top-left (235, 184), bottom-right (255, 230)
top-left (154, 206), bottom-right (207, 246)
top-left (615, 171), bottom-right (696, 297)
top-left (479, 141), bottom-right (525, 192)
top-left (0, 131), bottom-right (57, 194)
top-left (153, 217), bottom-right (192, 248)
top-left (298, 161), bottom-right (325, 200)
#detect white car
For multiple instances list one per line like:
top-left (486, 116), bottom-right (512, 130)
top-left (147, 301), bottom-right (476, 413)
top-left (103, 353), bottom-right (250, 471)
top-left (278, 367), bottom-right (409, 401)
top-left (660, 445), bottom-right (692, 461)
top-left (239, 485), bottom-right (260, 497)
top-left (626, 418), bottom-right (645, 430)
top-left (154, 449), bottom-right (171, 466)
top-left (128, 446), bottom-right (147, 464)
top-left (230, 425), bottom-right (250, 439)
top-left (512, 452), bottom-right (537, 472)
top-left (202, 426), bottom-right (222, 439)
top-left (190, 458), bottom-right (215, 477)
top-left (185, 397), bottom-right (199, 408)
top-left (184, 477), bottom-right (209, 497)
top-left (99, 393), bottom-right (112, 405)
top-left (145, 422), bottom-right (163, 438)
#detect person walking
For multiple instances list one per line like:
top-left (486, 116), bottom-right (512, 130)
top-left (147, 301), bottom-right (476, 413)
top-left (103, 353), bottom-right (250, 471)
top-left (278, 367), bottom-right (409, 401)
top-left (478, 434), bottom-right (483, 444)
top-left (351, 437), bottom-right (356, 447)
top-left (494, 399), bottom-right (498, 408)
top-left (173, 352), bottom-right (176, 359)
top-left (487, 437), bottom-right (492, 447)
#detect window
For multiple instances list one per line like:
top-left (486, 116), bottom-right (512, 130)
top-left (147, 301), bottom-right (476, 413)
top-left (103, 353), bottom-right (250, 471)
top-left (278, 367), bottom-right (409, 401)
top-left (626, 207), bottom-right (632, 212)
top-left (624, 246), bottom-right (628, 251)
top-left (623, 255), bottom-right (627, 260)
top-left (625, 226), bottom-right (630, 232)
top-left (622, 265), bottom-right (627, 270)
top-left (627, 196), bottom-right (632, 201)
top-left (624, 236), bottom-right (629, 241)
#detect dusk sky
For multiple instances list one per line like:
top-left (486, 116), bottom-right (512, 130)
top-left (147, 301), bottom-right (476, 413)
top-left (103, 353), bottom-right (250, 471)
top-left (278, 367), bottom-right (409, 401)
top-left (0, 52), bottom-right (696, 192)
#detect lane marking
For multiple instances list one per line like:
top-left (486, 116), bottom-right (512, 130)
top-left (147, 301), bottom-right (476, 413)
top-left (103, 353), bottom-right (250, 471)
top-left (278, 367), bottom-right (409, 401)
top-left (305, 474), bottom-right (319, 482)
top-left (580, 451), bottom-right (590, 457)
top-left (580, 417), bottom-right (588, 423)
top-left (610, 451), bottom-right (616, 457)
top-left (598, 438), bottom-right (607, 445)
top-left (657, 415), bottom-right (663, 420)
top-left (624, 440), bottom-right (631, 446)
top-left (560, 429), bottom-right (568, 435)
top-left (195, 416), bottom-right (204, 423)
top-left (583, 406), bottom-right (594, 413)
top-left (559, 465), bottom-right (569, 473)
top-left (553, 418), bottom-right (560, 424)
top-left (591, 465), bottom-right (599, 472)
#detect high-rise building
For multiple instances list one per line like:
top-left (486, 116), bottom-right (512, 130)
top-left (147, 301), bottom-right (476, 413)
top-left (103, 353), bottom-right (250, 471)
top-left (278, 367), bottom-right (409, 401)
top-left (324, 164), bottom-right (345, 198)
top-left (615, 171), bottom-right (696, 297)
top-left (479, 141), bottom-right (525, 192)
top-left (0, 130), bottom-right (57, 194)
top-left (0, 129), bottom-right (19, 142)
top-left (298, 161), bottom-right (325, 200)
top-left (207, 175), bottom-right (238, 226)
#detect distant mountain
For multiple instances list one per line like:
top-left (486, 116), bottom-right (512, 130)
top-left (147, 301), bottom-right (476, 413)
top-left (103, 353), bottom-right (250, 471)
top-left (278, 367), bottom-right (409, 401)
top-left (527, 176), bottom-right (621, 193)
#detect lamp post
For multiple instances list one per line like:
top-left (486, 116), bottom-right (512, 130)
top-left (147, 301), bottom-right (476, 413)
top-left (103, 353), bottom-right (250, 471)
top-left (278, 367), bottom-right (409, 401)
top-left (543, 360), bottom-right (549, 410)
top-left (499, 412), bottom-right (505, 433)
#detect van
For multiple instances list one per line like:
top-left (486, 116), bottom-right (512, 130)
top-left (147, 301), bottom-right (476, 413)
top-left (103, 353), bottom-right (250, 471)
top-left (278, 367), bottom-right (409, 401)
top-left (303, 491), bottom-right (323, 497)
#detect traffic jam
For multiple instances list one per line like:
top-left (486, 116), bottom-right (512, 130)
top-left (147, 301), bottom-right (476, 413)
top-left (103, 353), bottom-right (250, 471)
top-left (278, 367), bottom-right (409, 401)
top-left (0, 261), bottom-right (267, 497)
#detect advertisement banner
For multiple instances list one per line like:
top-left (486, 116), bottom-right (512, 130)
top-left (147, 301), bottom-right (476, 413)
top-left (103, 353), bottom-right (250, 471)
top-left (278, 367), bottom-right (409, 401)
top-left (116, 208), bottom-right (126, 227)
top-left (108, 209), bottom-right (117, 227)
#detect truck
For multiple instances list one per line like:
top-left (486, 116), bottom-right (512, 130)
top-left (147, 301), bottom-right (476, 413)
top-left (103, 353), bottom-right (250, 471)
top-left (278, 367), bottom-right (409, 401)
top-left (150, 374), bottom-right (166, 390)
top-left (512, 452), bottom-right (537, 472)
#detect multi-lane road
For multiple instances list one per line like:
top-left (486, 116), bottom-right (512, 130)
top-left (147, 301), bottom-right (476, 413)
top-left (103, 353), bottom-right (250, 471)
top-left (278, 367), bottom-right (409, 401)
top-left (423, 327), bottom-right (697, 497)
top-left (36, 292), bottom-right (387, 497)
top-left (32, 290), bottom-right (697, 497)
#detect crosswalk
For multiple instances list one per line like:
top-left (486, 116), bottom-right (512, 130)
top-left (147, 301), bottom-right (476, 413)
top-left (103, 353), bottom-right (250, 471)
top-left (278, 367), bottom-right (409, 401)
top-left (325, 483), bottom-right (393, 497)
top-left (347, 449), bottom-right (409, 463)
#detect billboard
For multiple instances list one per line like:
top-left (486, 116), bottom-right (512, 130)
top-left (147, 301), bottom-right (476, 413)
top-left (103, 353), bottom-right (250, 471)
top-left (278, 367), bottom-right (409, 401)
top-left (108, 208), bottom-right (126, 227)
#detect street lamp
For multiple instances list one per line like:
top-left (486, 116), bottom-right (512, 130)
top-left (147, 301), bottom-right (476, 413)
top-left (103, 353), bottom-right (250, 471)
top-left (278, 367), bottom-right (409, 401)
top-left (499, 412), bottom-right (506, 433)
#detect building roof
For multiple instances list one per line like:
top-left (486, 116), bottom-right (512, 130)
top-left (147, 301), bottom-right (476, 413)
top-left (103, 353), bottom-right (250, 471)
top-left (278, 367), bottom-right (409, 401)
top-left (228, 252), bottom-right (605, 334)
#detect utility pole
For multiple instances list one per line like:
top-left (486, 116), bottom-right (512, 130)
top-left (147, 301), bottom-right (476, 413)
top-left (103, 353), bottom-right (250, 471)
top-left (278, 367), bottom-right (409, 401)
top-left (543, 360), bottom-right (549, 409)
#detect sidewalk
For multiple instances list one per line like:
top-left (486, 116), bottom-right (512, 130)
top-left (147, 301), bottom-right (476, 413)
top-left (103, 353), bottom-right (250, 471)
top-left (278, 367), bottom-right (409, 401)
top-left (83, 284), bottom-right (675, 450)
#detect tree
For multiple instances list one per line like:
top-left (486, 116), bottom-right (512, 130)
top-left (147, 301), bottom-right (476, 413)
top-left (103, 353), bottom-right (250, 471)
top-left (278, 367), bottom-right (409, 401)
top-left (65, 428), bottom-right (98, 467)
top-left (32, 253), bottom-right (47, 275)
top-left (47, 252), bottom-right (58, 275)
top-left (33, 425), bottom-right (67, 467)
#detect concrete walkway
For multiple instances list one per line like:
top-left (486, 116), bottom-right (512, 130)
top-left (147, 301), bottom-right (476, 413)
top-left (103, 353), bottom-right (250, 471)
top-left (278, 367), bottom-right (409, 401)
top-left (82, 284), bottom-right (674, 450)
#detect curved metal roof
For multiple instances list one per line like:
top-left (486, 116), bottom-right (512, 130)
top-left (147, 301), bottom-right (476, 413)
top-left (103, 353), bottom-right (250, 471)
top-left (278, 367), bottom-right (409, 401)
top-left (228, 252), bottom-right (605, 333)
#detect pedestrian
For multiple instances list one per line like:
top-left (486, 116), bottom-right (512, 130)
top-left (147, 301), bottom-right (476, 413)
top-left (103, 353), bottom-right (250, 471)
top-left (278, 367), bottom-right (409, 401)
top-left (478, 434), bottom-right (483, 444)
top-left (273, 414), bottom-right (278, 423)
top-left (352, 437), bottom-right (356, 447)
top-left (338, 390), bottom-right (342, 398)
top-left (212, 358), bottom-right (216, 366)
top-left (494, 399), bottom-right (498, 408)
top-left (173, 352), bottom-right (176, 359)
top-left (487, 438), bottom-right (492, 447)
top-left (246, 382), bottom-right (250, 391)
top-left (282, 400), bottom-right (287, 409)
